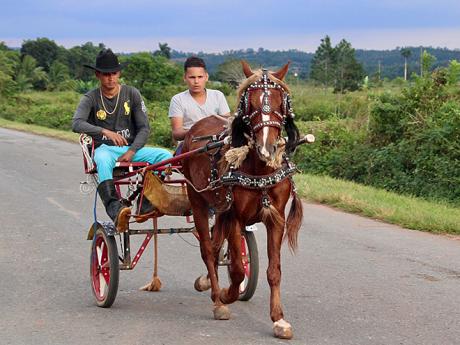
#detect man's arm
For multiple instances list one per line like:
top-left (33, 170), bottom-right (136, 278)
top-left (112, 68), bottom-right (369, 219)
top-left (117, 90), bottom-right (150, 162)
top-left (170, 117), bottom-right (188, 141)
top-left (128, 89), bottom-right (150, 152)
top-left (72, 95), bottom-right (102, 136)
top-left (168, 94), bottom-right (188, 141)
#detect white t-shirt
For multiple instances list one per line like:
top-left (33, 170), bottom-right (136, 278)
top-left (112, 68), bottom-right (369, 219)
top-left (168, 89), bottom-right (230, 129)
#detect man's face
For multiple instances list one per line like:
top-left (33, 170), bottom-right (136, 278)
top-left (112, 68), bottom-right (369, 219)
top-left (96, 71), bottom-right (120, 90)
top-left (184, 67), bottom-right (208, 94)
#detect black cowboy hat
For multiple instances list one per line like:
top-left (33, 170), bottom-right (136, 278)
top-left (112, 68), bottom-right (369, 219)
top-left (83, 48), bottom-right (128, 73)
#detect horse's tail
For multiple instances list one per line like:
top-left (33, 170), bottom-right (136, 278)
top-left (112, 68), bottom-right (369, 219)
top-left (285, 192), bottom-right (303, 253)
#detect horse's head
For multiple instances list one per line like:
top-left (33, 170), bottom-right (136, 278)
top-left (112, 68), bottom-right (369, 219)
top-left (231, 61), bottom-right (299, 163)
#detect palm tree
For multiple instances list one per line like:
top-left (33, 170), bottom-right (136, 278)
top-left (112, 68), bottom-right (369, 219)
top-left (153, 43), bottom-right (171, 59)
top-left (48, 61), bottom-right (70, 90)
top-left (15, 55), bottom-right (48, 91)
top-left (401, 48), bottom-right (412, 81)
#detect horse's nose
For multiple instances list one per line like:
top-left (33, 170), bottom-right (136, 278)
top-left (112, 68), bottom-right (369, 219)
top-left (258, 143), bottom-right (276, 160)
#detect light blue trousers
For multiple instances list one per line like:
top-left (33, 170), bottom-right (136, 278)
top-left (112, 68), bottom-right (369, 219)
top-left (94, 144), bottom-right (173, 182)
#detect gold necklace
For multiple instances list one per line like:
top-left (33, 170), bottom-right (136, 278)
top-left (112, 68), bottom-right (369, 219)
top-left (100, 85), bottom-right (121, 115)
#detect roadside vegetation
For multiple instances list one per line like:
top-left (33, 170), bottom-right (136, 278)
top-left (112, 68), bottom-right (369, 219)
top-left (1, 38), bottom-right (459, 234)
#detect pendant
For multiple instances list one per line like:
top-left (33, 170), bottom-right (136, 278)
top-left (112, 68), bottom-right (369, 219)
top-left (96, 109), bottom-right (107, 120)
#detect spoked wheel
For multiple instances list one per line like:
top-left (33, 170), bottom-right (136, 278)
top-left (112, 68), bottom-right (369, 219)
top-left (219, 230), bottom-right (259, 301)
top-left (90, 227), bottom-right (119, 308)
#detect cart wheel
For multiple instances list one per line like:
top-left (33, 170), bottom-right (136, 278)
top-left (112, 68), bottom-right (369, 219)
top-left (237, 230), bottom-right (259, 301)
top-left (219, 230), bottom-right (259, 301)
top-left (90, 227), bottom-right (119, 308)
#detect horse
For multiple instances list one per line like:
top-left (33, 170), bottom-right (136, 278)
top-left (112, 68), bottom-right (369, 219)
top-left (181, 61), bottom-right (303, 339)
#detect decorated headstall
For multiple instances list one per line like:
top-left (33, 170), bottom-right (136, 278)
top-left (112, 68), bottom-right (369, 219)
top-left (237, 69), bottom-right (295, 135)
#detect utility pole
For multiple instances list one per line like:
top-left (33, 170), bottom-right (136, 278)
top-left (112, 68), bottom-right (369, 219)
top-left (378, 60), bottom-right (381, 81)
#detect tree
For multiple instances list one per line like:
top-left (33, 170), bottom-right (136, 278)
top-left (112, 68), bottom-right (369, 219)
top-left (0, 41), bottom-right (10, 51)
top-left (47, 61), bottom-right (72, 90)
top-left (20, 38), bottom-right (60, 72)
top-left (310, 35), bottom-right (335, 89)
top-left (153, 42), bottom-right (171, 59)
top-left (400, 48), bottom-right (411, 81)
top-left (421, 50), bottom-right (436, 77)
top-left (333, 39), bottom-right (365, 93)
top-left (64, 42), bottom-right (104, 81)
top-left (0, 48), bottom-right (19, 95)
top-left (447, 60), bottom-right (460, 85)
top-left (122, 52), bottom-right (182, 101)
top-left (215, 59), bottom-right (249, 87)
top-left (15, 55), bottom-right (48, 91)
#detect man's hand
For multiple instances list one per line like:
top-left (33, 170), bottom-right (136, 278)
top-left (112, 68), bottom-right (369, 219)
top-left (101, 129), bottom-right (128, 146)
top-left (117, 150), bottom-right (135, 162)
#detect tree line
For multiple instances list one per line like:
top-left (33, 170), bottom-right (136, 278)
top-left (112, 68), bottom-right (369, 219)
top-left (2, 37), bottom-right (460, 99)
top-left (0, 39), bottom-right (182, 101)
top-left (172, 43), bottom-right (460, 80)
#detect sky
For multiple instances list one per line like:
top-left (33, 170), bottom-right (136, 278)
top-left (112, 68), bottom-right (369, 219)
top-left (2, 0), bottom-right (460, 53)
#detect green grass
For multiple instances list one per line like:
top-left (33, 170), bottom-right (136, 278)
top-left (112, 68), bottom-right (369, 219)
top-left (294, 174), bottom-right (460, 234)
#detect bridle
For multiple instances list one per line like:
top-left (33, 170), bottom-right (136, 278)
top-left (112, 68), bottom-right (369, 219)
top-left (236, 69), bottom-right (295, 137)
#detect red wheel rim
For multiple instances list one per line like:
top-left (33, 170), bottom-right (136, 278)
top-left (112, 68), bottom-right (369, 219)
top-left (239, 236), bottom-right (250, 293)
top-left (91, 235), bottom-right (111, 301)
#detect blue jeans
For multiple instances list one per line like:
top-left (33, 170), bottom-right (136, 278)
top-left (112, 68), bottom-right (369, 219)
top-left (94, 144), bottom-right (172, 182)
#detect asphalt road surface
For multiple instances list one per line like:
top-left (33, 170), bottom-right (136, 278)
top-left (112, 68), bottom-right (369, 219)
top-left (1, 127), bottom-right (460, 345)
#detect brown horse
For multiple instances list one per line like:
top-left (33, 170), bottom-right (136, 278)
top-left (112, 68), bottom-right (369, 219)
top-left (181, 61), bottom-right (303, 339)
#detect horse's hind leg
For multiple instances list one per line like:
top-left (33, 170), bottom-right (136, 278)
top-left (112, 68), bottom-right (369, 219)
top-left (192, 203), bottom-right (230, 320)
top-left (266, 220), bottom-right (293, 339)
top-left (219, 220), bottom-right (245, 304)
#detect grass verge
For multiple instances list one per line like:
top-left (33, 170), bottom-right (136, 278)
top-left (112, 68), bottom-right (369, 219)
top-left (2, 118), bottom-right (459, 234)
top-left (294, 174), bottom-right (460, 234)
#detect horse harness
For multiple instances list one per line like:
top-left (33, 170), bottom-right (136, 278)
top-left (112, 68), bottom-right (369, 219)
top-left (237, 69), bottom-right (295, 136)
top-left (190, 70), bottom-right (299, 212)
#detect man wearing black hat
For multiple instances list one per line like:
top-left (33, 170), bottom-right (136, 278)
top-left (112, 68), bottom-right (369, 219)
top-left (72, 48), bottom-right (172, 232)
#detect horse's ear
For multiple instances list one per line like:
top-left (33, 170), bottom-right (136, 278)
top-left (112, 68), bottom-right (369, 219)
top-left (241, 60), bottom-right (253, 78)
top-left (272, 61), bottom-right (290, 80)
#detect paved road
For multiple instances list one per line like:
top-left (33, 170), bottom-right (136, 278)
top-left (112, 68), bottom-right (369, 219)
top-left (1, 127), bottom-right (460, 345)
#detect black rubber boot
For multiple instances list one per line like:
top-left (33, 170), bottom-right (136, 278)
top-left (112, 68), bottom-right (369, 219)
top-left (97, 179), bottom-right (130, 232)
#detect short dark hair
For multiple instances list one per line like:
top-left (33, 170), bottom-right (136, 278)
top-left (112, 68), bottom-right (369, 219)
top-left (184, 56), bottom-right (206, 72)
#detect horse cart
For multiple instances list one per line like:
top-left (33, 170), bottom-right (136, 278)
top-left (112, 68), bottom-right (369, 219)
top-left (80, 133), bottom-right (260, 308)
top-left (80, 61), bottom-right (315, 339)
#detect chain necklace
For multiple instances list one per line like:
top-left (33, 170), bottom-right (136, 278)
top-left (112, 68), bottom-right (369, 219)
top-left (100, 85), bottom-right (121, 115)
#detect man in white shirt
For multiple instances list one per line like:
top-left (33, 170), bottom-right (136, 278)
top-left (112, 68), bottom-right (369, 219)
top-left (168, 57), bottom-right (257, 232)
top-left (169, 57), bottom-right (230, 153)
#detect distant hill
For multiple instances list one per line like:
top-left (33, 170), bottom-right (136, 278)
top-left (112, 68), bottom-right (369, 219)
top-left (171, 47), bottom-right (460, 80)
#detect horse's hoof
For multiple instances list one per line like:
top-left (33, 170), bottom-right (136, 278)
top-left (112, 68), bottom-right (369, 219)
top-left (139, 277), bottom-right (162, 292)
top-left (273, 319), bottom-right (293, 339)
top-left (194, 275), bottom-right (211, 292)
top-left (213, 305), bottom-right (231, 320)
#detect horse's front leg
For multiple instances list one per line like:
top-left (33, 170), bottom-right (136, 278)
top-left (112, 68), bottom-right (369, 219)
top-left (192, 203), bottom-right (230, 320)
top-left (266, 218), bottom-right (293, 339)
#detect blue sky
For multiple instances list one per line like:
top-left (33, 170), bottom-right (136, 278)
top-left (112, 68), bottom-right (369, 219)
top-left (2, 0), bottom-right (460, 53)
